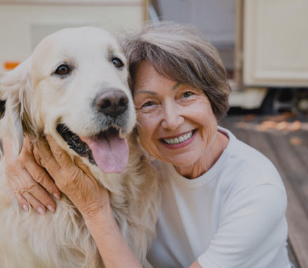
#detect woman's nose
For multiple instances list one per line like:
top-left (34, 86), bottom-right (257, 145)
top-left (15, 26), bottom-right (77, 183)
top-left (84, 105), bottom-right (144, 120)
top-left (161, 103), bottom-right (184, 130)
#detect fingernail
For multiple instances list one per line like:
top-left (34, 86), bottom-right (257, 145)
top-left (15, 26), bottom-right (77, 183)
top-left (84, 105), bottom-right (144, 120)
top-left (47, 205), bottom-right (55, 213)
top-left (53, 193), bottom-right (60, 200)
top-left (22, 204), bottom-right (29, 212)
top-left (37, 207), bottom-right (45, 215)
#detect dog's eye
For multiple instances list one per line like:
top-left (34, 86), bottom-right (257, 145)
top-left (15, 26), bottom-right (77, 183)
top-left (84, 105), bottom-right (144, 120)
top-left (55, 64), bottom-right (71, 75)
top-left (111, 57), bottom-right (124, 68)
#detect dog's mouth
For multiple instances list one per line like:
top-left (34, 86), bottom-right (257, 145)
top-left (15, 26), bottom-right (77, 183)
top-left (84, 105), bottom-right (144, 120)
top-left (56, 124), bottom-right (129, 174)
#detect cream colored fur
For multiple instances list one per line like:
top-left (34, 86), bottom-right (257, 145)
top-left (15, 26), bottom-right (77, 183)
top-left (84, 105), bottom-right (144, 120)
top-left (0, 27), bottom-right (160, 268)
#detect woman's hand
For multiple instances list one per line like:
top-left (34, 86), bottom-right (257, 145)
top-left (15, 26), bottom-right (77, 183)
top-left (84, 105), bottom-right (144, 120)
top-left (35, 135), bottom-right (110, 219)
top-left (3, 136), bottom-right (61, 214)
top-left (36, 136), bottom-right (143, 268)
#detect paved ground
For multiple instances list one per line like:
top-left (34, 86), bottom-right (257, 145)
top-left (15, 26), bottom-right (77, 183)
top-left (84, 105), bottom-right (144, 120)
top-left (219, 112), bottom-right (308, 268)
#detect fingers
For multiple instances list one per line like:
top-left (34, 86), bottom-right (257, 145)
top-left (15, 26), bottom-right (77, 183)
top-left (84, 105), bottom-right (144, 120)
top-left (7, 165), bottom-right (55, 214)
top-left (74, 156), bottom-right (96, 179)
top-left (13, 192), bottom-right (29, 212)
top-left (31, 146), bottom-right (61, 200)
top-left (42, 136), bottom-right (110, 216)
top-left (23, 137), bottom-right (60, 211)
top-left (20, 177), bottom-right (56, 214)
top-left (36, 136), bottom-right (76, 194)
top-left (4, 136), bottom-right (59, 214)
top-left (34, 137), bottom-right (61, 179)
top-left (22, 191), bottom-right (47, 215)
top-left (46, 135), bottom-right (73, 170)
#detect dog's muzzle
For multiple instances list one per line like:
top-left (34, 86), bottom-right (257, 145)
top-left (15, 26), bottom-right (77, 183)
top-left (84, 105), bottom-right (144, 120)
top-left (57, 89), bottom-right (131, 174)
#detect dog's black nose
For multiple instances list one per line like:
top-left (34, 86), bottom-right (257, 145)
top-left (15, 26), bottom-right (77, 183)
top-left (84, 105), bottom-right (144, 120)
top-left (95, 89), bottom-right (128, 118)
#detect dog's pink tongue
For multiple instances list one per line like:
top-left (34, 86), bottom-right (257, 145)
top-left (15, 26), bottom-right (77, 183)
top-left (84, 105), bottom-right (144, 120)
top-left (82, 134), bottom-right (129, 174)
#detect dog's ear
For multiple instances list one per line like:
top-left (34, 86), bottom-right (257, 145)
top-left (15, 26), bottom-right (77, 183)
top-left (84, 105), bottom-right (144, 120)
top-left (0, 58), bottom-right (33, 156)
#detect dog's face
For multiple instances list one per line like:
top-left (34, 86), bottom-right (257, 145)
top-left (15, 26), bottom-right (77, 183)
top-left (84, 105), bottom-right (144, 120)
top-left (0, 27), bottom-right (136, 174)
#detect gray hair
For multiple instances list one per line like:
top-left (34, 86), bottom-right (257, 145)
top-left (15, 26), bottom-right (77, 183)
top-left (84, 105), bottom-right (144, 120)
top-left (120, 22), bottom-right (231, 120)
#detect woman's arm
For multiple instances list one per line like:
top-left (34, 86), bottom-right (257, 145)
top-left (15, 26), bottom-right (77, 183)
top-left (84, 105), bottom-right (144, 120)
top-left (2, 136), bottom-right (60, 214)
top-left (84, 207), bottom-right (143, 268)
top-left (35, 135), bottom-right (143, 268)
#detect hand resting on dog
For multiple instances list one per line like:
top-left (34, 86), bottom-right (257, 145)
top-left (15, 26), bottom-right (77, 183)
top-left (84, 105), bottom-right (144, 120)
top-left (36, 135), bottom-right (110, 219)
top-left (3, 135), bottom-right (110, 218)
top-left (3, 136), bottom-right (60, 214)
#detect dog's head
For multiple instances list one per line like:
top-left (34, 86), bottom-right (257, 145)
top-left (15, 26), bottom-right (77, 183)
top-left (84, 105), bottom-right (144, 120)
top-left (0, 27), bottom-right (136, 174)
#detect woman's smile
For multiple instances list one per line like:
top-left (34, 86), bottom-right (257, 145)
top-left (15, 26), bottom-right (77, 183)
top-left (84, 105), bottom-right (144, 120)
top-left (160, 130), bottom-right (196, 149)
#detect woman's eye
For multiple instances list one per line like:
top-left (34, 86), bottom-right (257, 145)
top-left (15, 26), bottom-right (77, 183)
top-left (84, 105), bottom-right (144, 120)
top-left (142, 101), bottom-right (154, 107)
top-left (183, 92), bottom-right (193, 98)
top-left (112, 57), bottom-right (124, 68)
top-left (55, 64), bottom-right (71, 75)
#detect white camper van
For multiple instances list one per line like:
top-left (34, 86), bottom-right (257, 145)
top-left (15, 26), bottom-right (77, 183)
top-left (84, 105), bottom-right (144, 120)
top-left (153, 0), bottom-right (308, 113)
top-left (1, 0), bottom-right (307, 112)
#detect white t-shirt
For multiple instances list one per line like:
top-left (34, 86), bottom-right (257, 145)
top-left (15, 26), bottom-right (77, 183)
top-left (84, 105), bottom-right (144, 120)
top-left (147, 127), bottom-right (291, 268)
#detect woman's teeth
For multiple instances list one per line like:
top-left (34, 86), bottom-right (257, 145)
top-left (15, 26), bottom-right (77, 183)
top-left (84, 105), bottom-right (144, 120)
top-left (163, 131), bottom-right (193, 145)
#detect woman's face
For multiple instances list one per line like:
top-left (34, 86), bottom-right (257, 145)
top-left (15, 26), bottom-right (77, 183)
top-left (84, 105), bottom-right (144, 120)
top-left (133, 61), bottom-right (218, 171)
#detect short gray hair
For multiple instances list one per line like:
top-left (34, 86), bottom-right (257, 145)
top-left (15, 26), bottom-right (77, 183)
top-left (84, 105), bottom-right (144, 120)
top-left (120, 22), bottom-right (231, 120)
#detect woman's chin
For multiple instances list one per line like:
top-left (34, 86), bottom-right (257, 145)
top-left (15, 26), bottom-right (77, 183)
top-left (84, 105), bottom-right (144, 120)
top-left (163, 154), bottom-right (199, 170)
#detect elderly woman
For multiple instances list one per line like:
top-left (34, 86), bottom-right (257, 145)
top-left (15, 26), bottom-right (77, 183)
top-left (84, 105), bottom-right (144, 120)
top-left (4, 22), bottom-right (291, 268)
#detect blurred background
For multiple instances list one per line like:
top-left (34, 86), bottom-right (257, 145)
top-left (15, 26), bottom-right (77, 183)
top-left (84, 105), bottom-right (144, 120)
top-left (0, 0), bottom-right (307, 267)
top-left (1, 0), bottom-right (308, 114)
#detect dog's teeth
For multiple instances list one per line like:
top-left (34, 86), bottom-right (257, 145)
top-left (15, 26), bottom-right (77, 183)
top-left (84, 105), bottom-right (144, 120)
top-left (119, 130), bottom-right (126, 139)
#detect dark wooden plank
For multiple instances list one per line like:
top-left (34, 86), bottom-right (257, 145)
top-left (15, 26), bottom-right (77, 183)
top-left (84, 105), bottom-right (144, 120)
top-left (282, 175), bottom-right (308, 268)
top-left (267, 133), bottom-right (308, 214)
top-left (221, 115), bottom-right (308, 268)
top-left (287, 130), bottom-right (308, 173)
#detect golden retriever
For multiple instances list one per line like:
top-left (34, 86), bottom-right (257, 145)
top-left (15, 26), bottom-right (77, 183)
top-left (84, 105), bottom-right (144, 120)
top-left (0, 27), bottom-right (159, 268)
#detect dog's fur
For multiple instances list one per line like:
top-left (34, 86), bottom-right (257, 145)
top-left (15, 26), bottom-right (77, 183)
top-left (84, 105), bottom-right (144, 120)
top-left (0, 27), bottom-right (160, 268)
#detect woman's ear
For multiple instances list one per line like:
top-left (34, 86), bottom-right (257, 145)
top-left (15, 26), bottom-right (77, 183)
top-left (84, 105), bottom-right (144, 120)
top-left (0, 58), bottom-right (33, 157)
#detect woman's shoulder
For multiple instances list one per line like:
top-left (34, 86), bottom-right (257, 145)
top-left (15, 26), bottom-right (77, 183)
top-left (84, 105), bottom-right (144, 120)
top-left (219, 127), bottom-right (285, 191)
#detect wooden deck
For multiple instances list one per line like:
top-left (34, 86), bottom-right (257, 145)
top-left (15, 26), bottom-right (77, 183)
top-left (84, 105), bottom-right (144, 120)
top-left (219, 113), bottom-right (308, 268)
